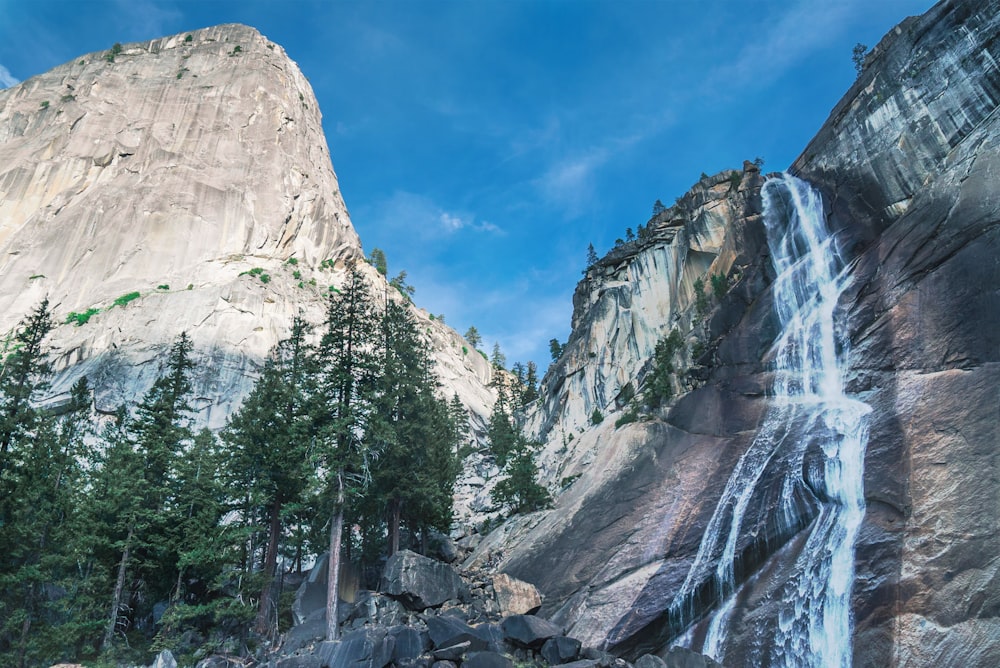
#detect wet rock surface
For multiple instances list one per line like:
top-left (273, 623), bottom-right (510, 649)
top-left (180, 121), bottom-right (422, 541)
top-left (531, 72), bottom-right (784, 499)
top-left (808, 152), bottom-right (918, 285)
top-left (479, 0), bottom-right (1000, 664)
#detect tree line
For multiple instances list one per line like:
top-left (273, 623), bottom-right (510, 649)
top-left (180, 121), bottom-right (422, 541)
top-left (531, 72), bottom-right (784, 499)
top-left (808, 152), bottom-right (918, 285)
top-left (0, 264), bottom-right (475, 665)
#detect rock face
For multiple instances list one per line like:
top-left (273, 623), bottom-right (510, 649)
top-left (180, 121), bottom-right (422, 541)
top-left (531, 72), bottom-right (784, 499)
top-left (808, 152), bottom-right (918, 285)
top-left (480, 1), bottom-right (1000, 666)
top-left (0, 25), bottom-right (495, 439)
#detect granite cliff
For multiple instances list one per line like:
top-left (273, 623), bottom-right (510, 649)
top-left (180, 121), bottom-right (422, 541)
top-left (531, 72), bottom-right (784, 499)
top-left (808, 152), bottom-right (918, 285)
top-left (473, 0), bottom-right (1000, 666)
top-left (0, 24), bottom-right (495, 436)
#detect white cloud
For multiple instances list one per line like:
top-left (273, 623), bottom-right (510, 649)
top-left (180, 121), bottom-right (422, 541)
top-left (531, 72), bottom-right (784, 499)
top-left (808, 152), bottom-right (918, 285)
top-left (0, 65), bottom-right (19, 89)
top-left (368, 191), bottom-right (501, 239)
top-left (707, 1), bottom-right (859, 90)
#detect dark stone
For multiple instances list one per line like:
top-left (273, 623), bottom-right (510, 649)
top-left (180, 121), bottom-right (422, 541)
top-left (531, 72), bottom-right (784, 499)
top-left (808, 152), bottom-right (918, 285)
top-left (500, 614), bottom-right (561, 649)
top-left (381, 550), bottom-right (465, 611)
top-left (431, 662), bottom-right (457, 668)
top-left (274, 656), bottom-right (321, 668)
top-left (314, 627), bottom-right (395, 668)
top-left (462, 651), bottom-right (514, 668)
top-left (388, 624), bottom-right (428, 661)
top-left (425, 615), bottom-right (487, 650)
top-left (550, 661), bottom-right (601, 668)
top-left (431, 641), bottom-right (471, 662)
top-left (540, 636), bottom-right (582, 665)
top-left (635, 655), bottom-right (667, 668)
top-left (662, 647), bottom-right (722, 668)
top-left (282, 609), bottom-right (326, 654)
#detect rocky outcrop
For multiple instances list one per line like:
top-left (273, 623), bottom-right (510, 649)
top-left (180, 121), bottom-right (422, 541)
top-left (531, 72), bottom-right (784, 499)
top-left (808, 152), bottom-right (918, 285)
top-left (478, 1), bottom-right (1000, 666)
top-left (0, 25), bottom-right (495, 438)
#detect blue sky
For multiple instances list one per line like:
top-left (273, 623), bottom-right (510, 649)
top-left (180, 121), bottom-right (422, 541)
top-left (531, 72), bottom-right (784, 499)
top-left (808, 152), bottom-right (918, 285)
top-left (0, 0), bottom-right (934, 368)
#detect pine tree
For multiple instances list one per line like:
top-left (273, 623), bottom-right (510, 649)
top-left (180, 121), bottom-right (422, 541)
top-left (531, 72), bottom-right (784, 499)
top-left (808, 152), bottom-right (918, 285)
top-left (0, 299), bottom-right (54, 480)
top-left (312, 264), bottom-right (380, 640)
top-left (369, 300), bottom-right (460, 556)
top-left (223, 317), bottom-right (314, 636)
top-left (463, 326), bottom-right (482, 349)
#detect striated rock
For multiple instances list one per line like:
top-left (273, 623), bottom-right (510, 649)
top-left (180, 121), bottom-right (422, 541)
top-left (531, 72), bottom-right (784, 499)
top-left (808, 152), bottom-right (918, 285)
top-left (462, 652), bottom-right (514, 668)
top-left (314, 628), bottom-right (394, 668)
top-left (481, 1), bottom-right (1000, 665)
top-left (492, 573), bottom-right (542, 616)
top-left (0, 24), bottom-right (497, 474)
top-left (381, 550), bottom-right (466, 611)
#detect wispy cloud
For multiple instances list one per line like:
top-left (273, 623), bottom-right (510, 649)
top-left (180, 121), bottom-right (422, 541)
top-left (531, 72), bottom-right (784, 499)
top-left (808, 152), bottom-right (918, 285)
top-left (707, 0), bottom-right (860, 90)
top-left (366, 191), bottom-right (502, 240)
top-left (0, 65), bottom-right (19, 89)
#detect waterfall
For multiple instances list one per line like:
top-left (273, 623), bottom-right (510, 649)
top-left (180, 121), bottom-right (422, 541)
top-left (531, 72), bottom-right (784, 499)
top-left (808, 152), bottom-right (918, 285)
top-left (674, 174), bottom-right (871, 667)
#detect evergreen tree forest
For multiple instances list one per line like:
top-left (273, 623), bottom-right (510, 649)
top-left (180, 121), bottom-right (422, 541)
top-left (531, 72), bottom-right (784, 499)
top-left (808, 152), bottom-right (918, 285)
top-left (0, 264), bottom-right (481, 665)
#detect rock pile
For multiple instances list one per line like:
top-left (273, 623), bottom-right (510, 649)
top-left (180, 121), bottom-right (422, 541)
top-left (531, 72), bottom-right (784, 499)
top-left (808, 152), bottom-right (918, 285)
top-left (228, 550), bottom-right (720, 668)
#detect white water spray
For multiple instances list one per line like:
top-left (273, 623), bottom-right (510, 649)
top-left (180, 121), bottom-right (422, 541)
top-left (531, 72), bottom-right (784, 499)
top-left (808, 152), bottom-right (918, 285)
top-left (675, 174), bottom-right (871, 667)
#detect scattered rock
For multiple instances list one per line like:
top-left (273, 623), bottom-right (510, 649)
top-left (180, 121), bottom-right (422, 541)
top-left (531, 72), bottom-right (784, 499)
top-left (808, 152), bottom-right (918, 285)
top-left (314, 627), bottom-right (394, 668)
top-left (541, 636), bottom-right (583, 665)
top-left (381, 550), bottom-right (466, 611)
top-left (492, 573), bottom-right (542, 615)
top-left (152, 650), bottom-right (177, 668)
top-left (635, 654), bottom-right (667, 668)
top-left (662, 647), bottom-right (722, 668)
top-left (463, 651), bottom-right (514, 668)
top-left (500, 614), bottom-right (562, 649)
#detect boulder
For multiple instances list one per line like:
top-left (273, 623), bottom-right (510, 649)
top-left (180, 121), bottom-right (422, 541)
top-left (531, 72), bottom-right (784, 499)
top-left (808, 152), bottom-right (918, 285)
top-left (540, 636), bottom-right (582, 665)
top-left (314, 628), bottom-right (395, 668)
top-left (662, 647), bottom-right (722, 668)
top-left (387, 624), bottom-right (429, 662)
top-left (462, 651), bottom-right (514, 668)
top-left (274, 657), bottom-right (321, 668)
top-left (635, 655), bottom-right (667, 668)
top-left (492, 574), bottom-right (542, 615)
top-left (425, 615), bottom-right (488, 652)
top-left (500, 614), bottom-right (562, 649)
top-left (152, 650), bottom-right (177, 668)
top-left (381, 550), bottom-right (465, 611)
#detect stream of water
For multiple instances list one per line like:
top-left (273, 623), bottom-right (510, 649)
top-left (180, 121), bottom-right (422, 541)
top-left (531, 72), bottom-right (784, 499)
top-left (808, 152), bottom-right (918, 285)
top-left (676, 174), bottom-right (871, 667)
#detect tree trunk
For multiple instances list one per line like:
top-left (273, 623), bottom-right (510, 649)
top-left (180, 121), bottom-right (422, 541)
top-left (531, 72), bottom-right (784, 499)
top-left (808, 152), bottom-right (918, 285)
top-left (103, 521), bottom-right (134, 651)
top-left (326, 471), bottom-right (344, 641)
top-left (255, 500), bottom-right (282, 636)
top-left (388, 498), bottom-right (402, 556)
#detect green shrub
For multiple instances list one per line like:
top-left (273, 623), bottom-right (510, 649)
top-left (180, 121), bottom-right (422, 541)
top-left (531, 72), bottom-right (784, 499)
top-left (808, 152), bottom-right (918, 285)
top-left (590, 408), bottom-right (604, 425)
top-left (298, 281), bottom-right (304, 289)
top-left (65, 307), bottom-right (100, 326)
top-left (187, 283), bottom-right (194, 290)
top-left (479, 350), bottom-right (488, 361)
top-left (105, 42), bottom-right (122, 63)
top-left (113, 291), bottom-right (141, 308)
top-left (559, 474), bottom-right (582, 490)
top-left (615, 408), bottom-right (640, 428)
top-left (184, 34), bottom-right (193, 43)
top-left (462, 346), bottom-right (468, 355)
top-left (292, 270), bottom-right (301, 280)
top-left (694, 277), bottom-right (709, 317)
top-left (28, 274), bottom-right (45, 280)
top-left (329, 285), bottom-right (340, 293)
top-left (259, 273), bottom-right (270, 284)
top-left (157, 284), bottom-right (169, 290)
top-left (711, 273), bottom-right (727, 300)
top-left (320, 259), bottom-right (335, 270)
top-left (285, 257), bottom-right (298, 265)
top-left (39, 100), bottom-right (49, 109)
top-left (60, 94), bottom-right (75, 103)
top-left (645, 329), bottom-right (684, 408)
top-left (728, 172), bottom-right (743, 191)
top-left (229, 45), bottom-right (242, 56)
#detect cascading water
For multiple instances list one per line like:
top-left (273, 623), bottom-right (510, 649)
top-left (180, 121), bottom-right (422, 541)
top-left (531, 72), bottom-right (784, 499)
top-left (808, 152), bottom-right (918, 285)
top-left (673, 174), bottom-right (871, 667)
